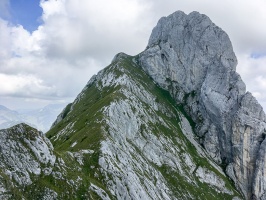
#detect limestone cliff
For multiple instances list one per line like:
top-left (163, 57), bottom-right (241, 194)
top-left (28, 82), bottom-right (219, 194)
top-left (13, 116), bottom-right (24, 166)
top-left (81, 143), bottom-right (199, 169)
top-left (139, 11), bottom-right (266, 199)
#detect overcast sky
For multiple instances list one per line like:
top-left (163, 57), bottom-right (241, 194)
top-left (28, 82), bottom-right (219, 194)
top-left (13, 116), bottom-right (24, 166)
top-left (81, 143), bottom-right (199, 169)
top-left (0, 0), bottom-right (265, 110)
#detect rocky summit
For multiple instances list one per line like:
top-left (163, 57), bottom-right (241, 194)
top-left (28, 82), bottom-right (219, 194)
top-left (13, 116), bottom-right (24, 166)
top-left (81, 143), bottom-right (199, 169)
top-left (0, 11), bottom-right (265, 200)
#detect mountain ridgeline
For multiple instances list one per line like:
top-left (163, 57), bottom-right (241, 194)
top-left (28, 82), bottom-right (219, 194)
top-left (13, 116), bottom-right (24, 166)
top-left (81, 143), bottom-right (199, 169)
top-left (1, 11), bottom-right (266, 200)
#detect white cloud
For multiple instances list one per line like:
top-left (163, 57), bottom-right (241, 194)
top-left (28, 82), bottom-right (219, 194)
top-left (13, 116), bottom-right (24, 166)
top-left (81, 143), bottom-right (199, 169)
top-left (0, 0), bottom-right (266, 111)
top-left (0, 73), bottom-right (55, 97)
top-left (0, 19), bottom-right (12, 58)
top-left (39, 0), bottom-right (151, 61)
top-left (237, 54), bottom-right (266, 109)
top-left (0, 0), bottom-right (151, 109)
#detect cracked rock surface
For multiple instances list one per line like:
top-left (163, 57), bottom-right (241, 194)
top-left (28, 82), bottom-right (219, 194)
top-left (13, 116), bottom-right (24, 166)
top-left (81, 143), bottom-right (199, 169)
top-left (139, 11), bottom-right (266, 199)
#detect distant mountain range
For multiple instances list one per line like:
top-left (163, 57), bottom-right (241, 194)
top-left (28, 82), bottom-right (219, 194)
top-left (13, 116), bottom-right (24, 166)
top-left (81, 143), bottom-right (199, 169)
top-left (0, 103), bottom-right (67, 133)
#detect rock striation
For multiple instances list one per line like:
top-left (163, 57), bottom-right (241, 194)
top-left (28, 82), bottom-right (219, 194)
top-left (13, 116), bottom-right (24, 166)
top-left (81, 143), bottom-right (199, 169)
top-left (139, 11), bottom-right (266, 199)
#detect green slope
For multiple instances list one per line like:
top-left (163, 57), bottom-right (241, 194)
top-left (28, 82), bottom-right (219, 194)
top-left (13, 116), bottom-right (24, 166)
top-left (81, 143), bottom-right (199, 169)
top-left (44, 53), bottom-right (242, 199)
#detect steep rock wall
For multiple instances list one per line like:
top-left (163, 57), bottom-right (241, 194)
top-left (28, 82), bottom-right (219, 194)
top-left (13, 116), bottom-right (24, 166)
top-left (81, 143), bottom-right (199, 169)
top-left (139, 11), bottom-right (266, 199)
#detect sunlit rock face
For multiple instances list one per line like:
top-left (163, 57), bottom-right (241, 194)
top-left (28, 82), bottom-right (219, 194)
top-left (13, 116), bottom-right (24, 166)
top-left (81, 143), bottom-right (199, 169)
top-left (140, 11), bottom-right (266, 199)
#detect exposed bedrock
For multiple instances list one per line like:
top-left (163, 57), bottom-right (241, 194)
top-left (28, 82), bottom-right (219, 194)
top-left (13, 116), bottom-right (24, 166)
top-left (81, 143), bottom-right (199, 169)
top-left (139, 11), bottom-right (266, 199)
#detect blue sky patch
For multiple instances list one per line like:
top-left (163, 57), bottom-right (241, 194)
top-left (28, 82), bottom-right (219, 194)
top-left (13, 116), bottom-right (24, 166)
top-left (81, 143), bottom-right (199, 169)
top-left (9, 0), bottom-right (43, 32)
top-left (251, 52), bottom-right (266, 59)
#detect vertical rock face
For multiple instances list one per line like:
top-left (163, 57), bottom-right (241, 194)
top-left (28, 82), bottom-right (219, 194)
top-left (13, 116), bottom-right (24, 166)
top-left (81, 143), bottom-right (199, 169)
top-left (231, 93), bottom-right (266, 199)
top-left (139, 11), bottom-right (266, 199)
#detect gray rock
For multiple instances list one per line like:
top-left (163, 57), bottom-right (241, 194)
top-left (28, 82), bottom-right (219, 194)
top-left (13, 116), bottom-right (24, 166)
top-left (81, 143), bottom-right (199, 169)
top-left (0, 123), bottom-right (55, 187)
top-left (95, 56), bottom-right (238, 199)
top-left (232, 92), bottom-right (266, 198)
top-left (253, 139), bottom-right (266, 200)
top-left (139, 10), bottom-right (266, 199)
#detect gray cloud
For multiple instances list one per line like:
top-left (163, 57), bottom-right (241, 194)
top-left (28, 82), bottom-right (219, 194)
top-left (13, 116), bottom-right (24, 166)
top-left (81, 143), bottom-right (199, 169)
top-left (0, 0), bottom-right (266, 110)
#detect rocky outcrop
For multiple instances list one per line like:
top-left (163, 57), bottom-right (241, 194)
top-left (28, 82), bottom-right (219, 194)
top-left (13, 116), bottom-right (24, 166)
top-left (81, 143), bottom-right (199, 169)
top-left (0, 123), bottom-right (56, 199)
top-left (0, 123), bottom-right (55, 186)
top-left (139, 11), bottom-right (266, 199)
top-left (0, 123), bottom-right (111, 199)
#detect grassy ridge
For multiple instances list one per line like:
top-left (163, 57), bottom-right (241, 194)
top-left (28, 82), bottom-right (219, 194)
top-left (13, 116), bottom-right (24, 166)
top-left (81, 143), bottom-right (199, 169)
top-left (9, 54), bottom-right (243, 199)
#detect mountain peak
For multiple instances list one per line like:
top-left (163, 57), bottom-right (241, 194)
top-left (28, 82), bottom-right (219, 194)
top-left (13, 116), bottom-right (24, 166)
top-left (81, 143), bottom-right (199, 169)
top-left (111, 52), bottom-right (130, 63)
top-left (1, 11), bottom-right (266, 199)
top-left (140, 11), bottom-right (266, 199)
top-left (9, 122), bottom-right (37, 132)
top-left (148, 11), bottom-right (213, 47)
